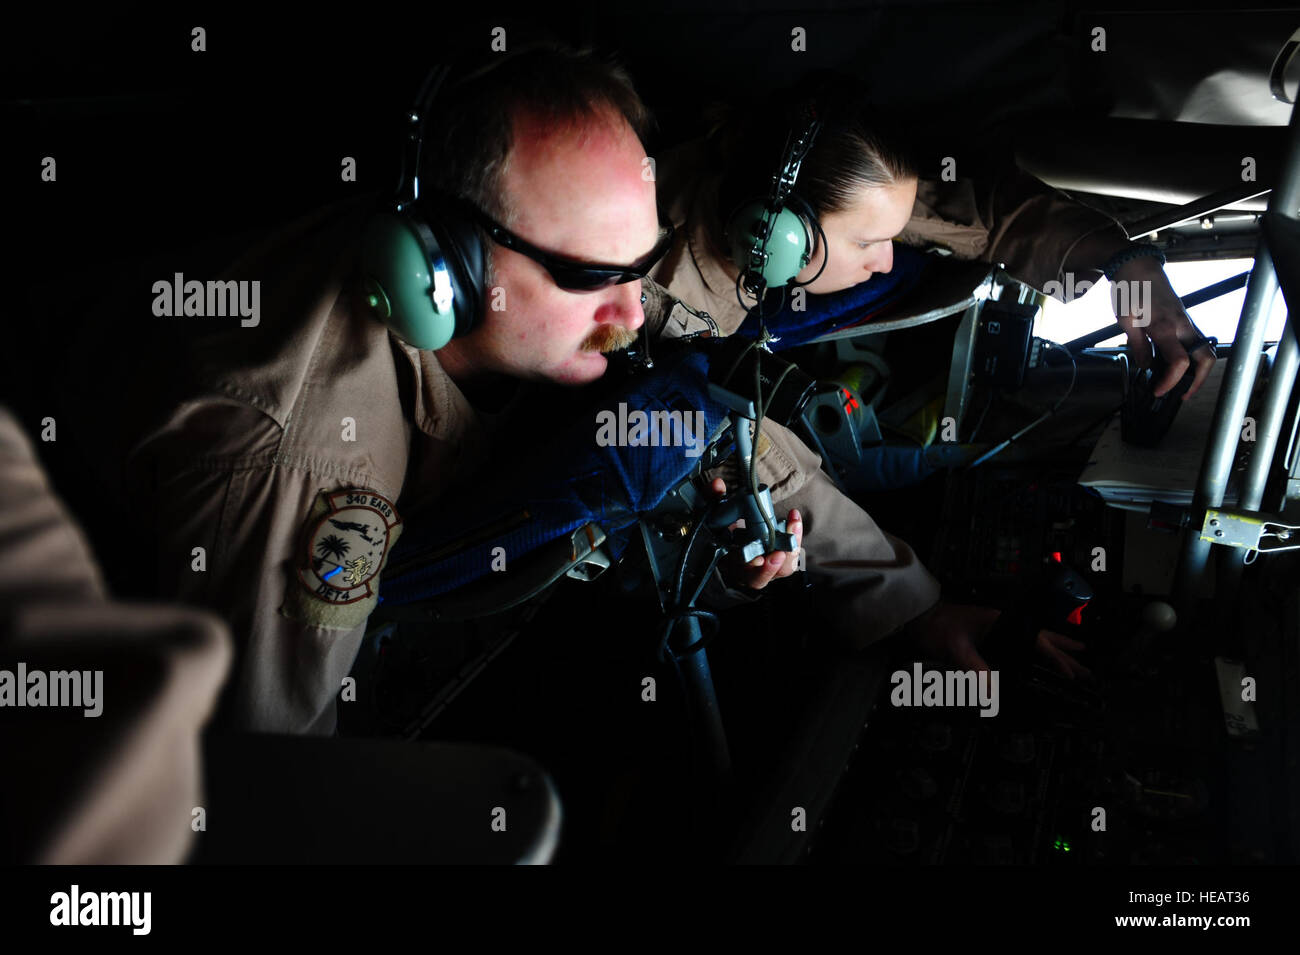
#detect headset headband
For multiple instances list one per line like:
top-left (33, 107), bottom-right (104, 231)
top-left (769, 106), bottom-right (822, 208)
top-left (735, 102), bottom-right (824, 297)
top-left (397, 43), bottom-right (566, 211)
top-left (398, 64), bottom-right (454, 209)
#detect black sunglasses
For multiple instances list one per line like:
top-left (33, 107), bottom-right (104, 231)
top-left (465, 203), bottom-right (675, 291)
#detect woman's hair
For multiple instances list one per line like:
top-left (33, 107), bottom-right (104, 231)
top-left (709, 72), bottom-right (917, 231)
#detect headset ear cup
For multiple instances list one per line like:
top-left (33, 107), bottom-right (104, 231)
top-left (360, 213), bottom-right (457, 350)
top-left (724, 198), bottom-right (814, 289)
top-left (784, 194), bottom-right (819, 272)
top-left (724, 198), bottom-right (762, 278)
top-left (358, 204), bottom-right (486, 350)
top-left (427, 203), bottom-right (487, 338)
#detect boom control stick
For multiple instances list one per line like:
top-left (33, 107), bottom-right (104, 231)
top-left (704, 382), bottom-right (798, 560)
top-left (636, 383), bottom-right (798, 791)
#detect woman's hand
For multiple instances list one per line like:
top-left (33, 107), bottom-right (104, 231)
top-left (708, 477), bottom-right (803, 591)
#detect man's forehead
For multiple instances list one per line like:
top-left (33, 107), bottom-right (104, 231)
top-left (508, 112), bottom-right (645, 199)
top-left (503, 108), bottom-right (658, 258)
top-left (509, 105), bottom-right (635, 157)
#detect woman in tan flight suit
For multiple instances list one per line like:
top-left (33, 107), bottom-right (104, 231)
top-left (649, 78), bottom-right (1113, 674)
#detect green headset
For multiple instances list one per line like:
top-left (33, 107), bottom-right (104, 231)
top-left (722, 103), bottom-right (826, 298)
top-left (357, 62), bottom-right (493, 351)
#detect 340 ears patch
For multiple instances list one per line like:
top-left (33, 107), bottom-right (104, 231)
top-left (281, 488), bottom-right (402, 631)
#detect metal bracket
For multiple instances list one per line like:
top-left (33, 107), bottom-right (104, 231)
top-left (565, 545), bottom-right (611, 581)
top-left (1200, 506), bottom-right (1300, 557)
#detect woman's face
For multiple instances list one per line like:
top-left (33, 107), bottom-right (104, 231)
top-left (794, 177), bottom-right (918, 295)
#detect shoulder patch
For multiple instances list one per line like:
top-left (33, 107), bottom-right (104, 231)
top-left (662, 301), bottom-right (719, 340)
top-left (281, 488), bottom-right (403, 630)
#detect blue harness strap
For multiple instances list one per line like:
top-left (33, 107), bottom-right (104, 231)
top-left (382, 348), bottom-right (730, 605)
top-left (734, 243), bottom-right (929, 349)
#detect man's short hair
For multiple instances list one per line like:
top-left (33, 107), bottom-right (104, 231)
top-left (418, 43), bottom-right (652, 268)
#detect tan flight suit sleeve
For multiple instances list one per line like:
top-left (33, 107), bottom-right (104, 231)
top-left (900, 165), bottom-right (1122, 302)
top-left (129, 401), bottom-right (376, 736)
top-left (0, 407), bottom-right (232, 864)
top-left (777, 466), bottom-right (942, 650)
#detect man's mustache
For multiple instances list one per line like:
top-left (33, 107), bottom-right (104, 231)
top-left (581, 324), bottom-right (640, 354)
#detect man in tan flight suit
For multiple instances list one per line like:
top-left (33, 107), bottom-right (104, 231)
top-left (76, 47), bottom-right (817, 737)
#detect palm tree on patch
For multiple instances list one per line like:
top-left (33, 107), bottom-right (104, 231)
top-left (316, 534), bottom-right (350, 562)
